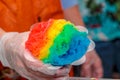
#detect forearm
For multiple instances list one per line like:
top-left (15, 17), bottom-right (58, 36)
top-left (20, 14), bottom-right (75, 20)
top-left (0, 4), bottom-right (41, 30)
top-left (63, 5), bottom-right (85, 26)
top-left (0, 28), bottom-right (11, 67)
top-left (0, 28), bottom-right (18, 68)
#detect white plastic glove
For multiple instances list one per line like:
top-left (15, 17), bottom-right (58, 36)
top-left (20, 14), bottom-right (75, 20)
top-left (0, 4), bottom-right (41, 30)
top-left (0, 32), bottom-right (71, 80)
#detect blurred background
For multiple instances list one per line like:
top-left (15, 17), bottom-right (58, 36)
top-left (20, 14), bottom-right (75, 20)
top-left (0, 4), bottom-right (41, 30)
top-left (78, 0), bottom-right (120, 79)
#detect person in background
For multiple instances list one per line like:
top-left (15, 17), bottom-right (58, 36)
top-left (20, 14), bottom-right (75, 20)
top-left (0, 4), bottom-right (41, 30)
top-left (78, 0), bottom-right (120, 78)
top-left (0, 0), bottom-right (103, 79)
top-left (61, 0), bottom-right (103, 78)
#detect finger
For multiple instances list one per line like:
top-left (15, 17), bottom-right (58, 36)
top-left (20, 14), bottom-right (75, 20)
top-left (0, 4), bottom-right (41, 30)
top-left (56, 65), bottom-right (71, 76)
top-left (92, 58), bottom-right (103, 78)
top-left (25, 67), bottom-right (55, 80)
top-left (80, 63), bottom-right (92, 77)
top-left (92, 51), bottom-right (103, 78)
top-left (80, 53), bottom-right (93, 77)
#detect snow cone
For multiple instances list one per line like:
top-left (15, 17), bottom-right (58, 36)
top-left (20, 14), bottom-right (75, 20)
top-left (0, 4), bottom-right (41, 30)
top-left (25, 19), bottom-right (95, 66)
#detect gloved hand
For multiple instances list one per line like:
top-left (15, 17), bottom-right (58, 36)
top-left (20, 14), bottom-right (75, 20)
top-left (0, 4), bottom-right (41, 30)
top-left (0, 32), bottom-right (71, 80)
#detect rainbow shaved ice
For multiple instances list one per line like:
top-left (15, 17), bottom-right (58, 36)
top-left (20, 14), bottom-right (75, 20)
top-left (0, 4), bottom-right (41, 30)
top-left (25, 19), bottom-right (92, 66)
